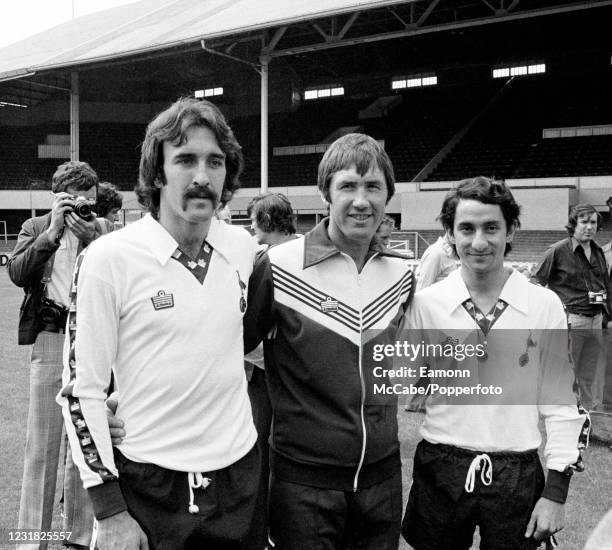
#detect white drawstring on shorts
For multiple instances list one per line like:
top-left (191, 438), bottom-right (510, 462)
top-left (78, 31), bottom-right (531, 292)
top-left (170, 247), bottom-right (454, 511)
top-left (188, 471), bottom-right (211, 514)
top-left (464, 453), bottom-right (493, 493)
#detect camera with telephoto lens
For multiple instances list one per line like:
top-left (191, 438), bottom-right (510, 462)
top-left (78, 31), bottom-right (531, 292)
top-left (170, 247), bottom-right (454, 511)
top-left (38, 298), bottom-right (67, 326)
top-left (71, 196), bottom-right (94, 221)
top-left (588, 290), bottom-right (607, 305)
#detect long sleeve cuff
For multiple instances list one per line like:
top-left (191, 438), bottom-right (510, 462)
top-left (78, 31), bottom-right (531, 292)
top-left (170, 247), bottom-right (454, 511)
top-left (88, 480), bottom-right (128, 520)
top-left (541, 469), bottom-right (571, 503)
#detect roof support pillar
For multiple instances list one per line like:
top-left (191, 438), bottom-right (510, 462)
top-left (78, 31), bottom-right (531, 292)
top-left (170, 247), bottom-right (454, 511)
top-left (260, 55), bottom-right (270, 192)
top-left (70, 71), bottom-right (79, 161)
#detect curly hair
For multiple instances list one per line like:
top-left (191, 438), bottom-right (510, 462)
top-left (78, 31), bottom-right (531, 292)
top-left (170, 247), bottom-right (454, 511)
top-left (136, 98), bottom-right (243, 217)
top-left (51, 161), bottom-right (98, 194)
top-left (317, 133), bottom-right (395, 204)
top-left (247, 193), bottom-right (296, 235)
top-left (438, 176), bottom-right (521, 255)
top-left (94, 182), bottom-right (123, 218)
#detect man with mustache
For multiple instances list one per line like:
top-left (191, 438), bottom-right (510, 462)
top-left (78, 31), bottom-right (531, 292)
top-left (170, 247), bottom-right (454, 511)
top-left (534, 204), bottom-right (612, 410)
top-left (57, 98), bottom-right (260, 549)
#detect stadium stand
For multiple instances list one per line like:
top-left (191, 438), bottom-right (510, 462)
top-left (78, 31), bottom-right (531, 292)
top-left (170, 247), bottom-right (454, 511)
top-left (515, 135), bottom-right (612, 179)
top-left (235, 68), bottom-right (612, 187)
top-left (0, 123), bottom-right (143, 190)
top-left (427, 70), bottom-right (612, 181)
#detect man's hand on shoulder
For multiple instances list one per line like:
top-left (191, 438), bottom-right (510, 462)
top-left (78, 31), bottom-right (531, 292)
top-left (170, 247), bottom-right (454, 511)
top-left (97, 510), bottom-right (149, 550)
top-left (106, 394), bottom-right (126, 446)
top-left (525, 497), bottom-right (564, 542)
top-left (66, 211), bottom-right (97, 245)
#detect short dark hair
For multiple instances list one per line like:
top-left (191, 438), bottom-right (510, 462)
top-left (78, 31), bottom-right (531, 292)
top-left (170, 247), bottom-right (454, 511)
top-left (219, 188), bottom-right (234, 208)
top-left (438, 176), bottom-right (521, 255)
top-left (136, 97), bottom-right (243, 217)
top-left (51, 161), bottom-right (98, 194)
top-left (565, 204), bottom-right (602, 236)
top-left (317, 133), bottom-right (395, 203)
top-left (94, 182), bottom-right (123, 218)
top-left (247, 193), bottom-right (296, 235)
top-left (378, 215), bottom-right (395, 230)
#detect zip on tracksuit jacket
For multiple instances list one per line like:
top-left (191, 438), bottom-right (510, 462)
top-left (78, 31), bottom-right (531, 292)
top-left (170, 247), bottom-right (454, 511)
top-left (244, 219), bottom-right (415, 492)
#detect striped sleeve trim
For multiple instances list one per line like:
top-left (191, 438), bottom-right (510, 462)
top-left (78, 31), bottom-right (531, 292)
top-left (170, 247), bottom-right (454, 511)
top-left (60, 251), bottom-right (117, 484)
top-left (567, 403), bottom-right (590, 474)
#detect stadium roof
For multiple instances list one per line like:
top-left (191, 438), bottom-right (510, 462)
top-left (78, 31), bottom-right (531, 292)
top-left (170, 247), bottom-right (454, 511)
top-left (3, 0), bottom-right (612, 85)
top-left (0, 1), bottom-right (610, 88)
top-left (0, 0), bottom-right (413, 81)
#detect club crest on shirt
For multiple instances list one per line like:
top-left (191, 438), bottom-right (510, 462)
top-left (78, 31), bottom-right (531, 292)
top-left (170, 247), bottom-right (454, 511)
top-left (320, 297), bottom-right (338, 312)
top-left (151, 290), bottom-right (174, 311)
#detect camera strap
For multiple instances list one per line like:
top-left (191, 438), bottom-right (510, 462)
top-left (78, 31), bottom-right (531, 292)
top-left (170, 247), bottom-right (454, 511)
top-left (573, 242), bottom-right (609, 315)
top-left (40, 248), bottom-right (57, 299)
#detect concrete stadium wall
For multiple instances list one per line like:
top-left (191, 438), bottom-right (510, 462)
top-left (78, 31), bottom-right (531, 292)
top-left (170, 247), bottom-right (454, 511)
top-left (578, 177), bottom-right (612, 207)
top-left (1, 177), bottom-right (610, 235)
top-left (398, 186), bottom-right (573, 231)
top-left (397, 177), bottom-right (612, 230)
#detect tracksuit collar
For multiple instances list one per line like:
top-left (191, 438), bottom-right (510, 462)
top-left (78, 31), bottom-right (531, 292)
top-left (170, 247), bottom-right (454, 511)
top-left (302, 218), bottom-right (408, 269)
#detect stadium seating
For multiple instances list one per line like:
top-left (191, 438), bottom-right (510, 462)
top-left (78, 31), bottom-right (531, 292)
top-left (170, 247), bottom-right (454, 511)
top-left (427, 71), bottom-right (612, 181)
top-left (236, 70), bottom-right (612, 187)
top-left (1, 70), bottom-right (611, 192)
top-left (515, 135), bottom-right (612, 178)
top-left (0, 123), bottom-right (143, 190)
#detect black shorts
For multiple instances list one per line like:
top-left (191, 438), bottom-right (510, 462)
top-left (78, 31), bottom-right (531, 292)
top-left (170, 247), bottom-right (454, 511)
top-left (115, 444), bottom-right (261, 550)
top-left (402, 440), bottom-right (545, 550)
top-left (269, 469), bottom-right (403, 550)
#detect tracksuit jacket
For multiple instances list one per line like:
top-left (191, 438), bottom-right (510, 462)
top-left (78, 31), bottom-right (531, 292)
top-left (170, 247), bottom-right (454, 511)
top-left (244, 219), bottom-right (414, 492)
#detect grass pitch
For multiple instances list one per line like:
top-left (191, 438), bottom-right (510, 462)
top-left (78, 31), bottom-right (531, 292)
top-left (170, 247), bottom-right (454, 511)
top-left (0, 269), bottom-right (610, 549)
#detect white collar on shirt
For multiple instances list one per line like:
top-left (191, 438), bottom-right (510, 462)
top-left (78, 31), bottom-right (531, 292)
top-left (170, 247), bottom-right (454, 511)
top-left (438, 268), bottom-right (529, 316)
top-left (131, 213), bottom-right (235, 266)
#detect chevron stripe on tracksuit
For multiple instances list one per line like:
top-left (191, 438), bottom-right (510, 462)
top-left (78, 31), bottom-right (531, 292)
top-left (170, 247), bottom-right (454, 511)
top-left (244, 219), bottom-right (415, 493)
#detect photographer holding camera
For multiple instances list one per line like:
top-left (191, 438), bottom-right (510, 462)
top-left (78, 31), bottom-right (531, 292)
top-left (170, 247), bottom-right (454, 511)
top-left (534, 203), bottom-right (612, 411)
top-left (8, 160), bottom-right (106, 550)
